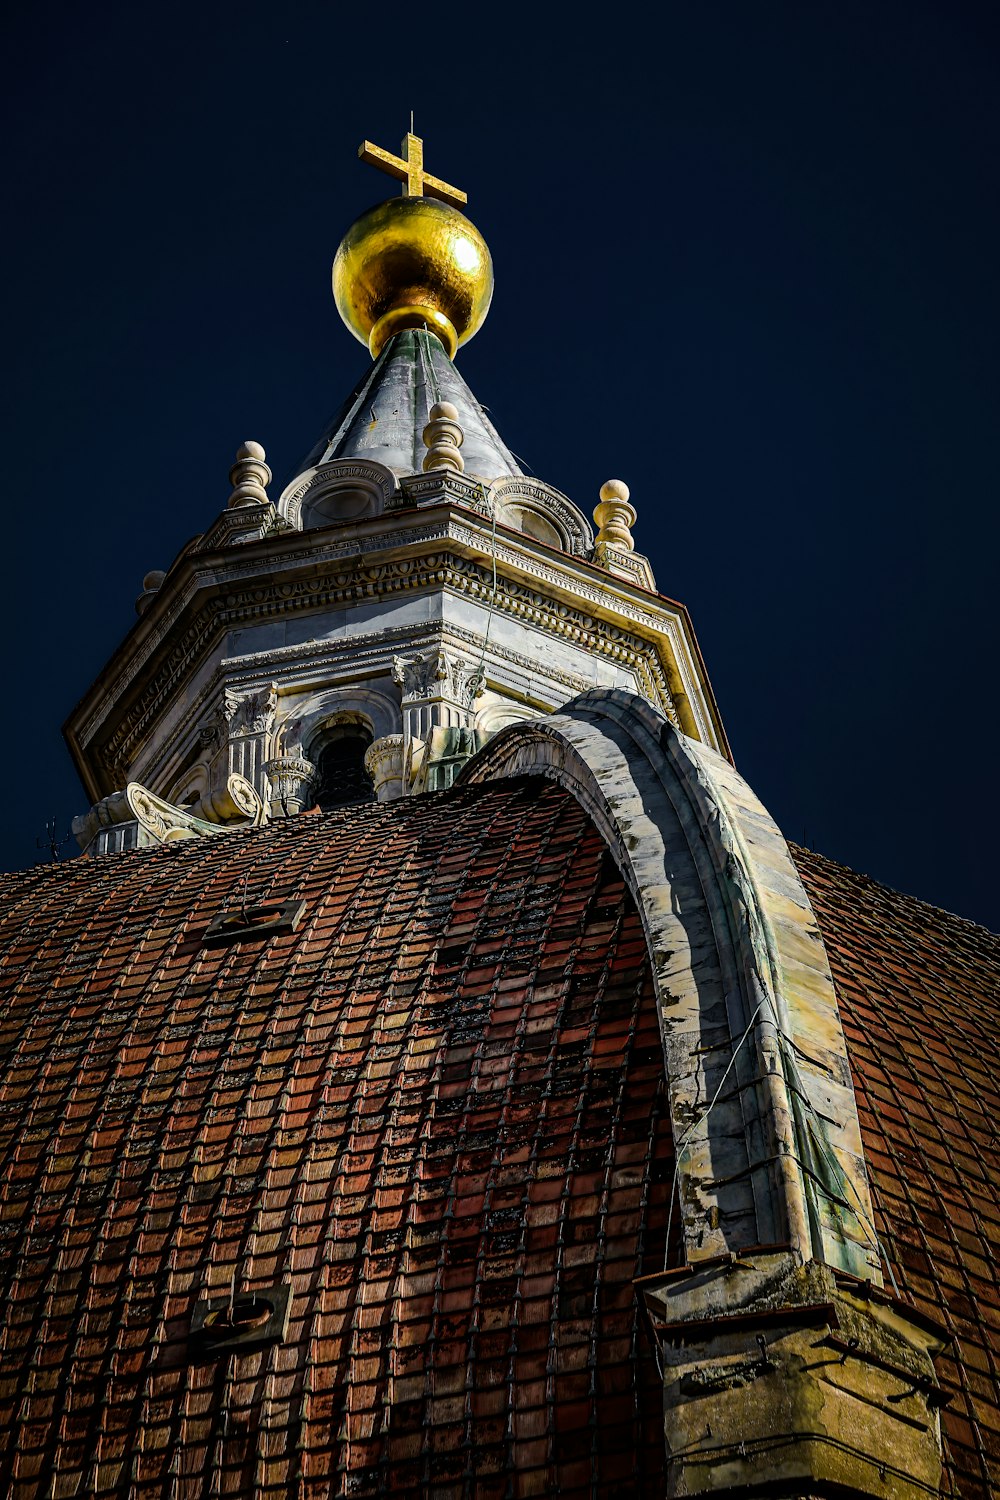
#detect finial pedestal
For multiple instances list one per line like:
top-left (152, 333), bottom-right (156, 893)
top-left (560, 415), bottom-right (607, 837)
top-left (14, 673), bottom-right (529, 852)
top-left (423, 402), bottom-right (465, 473)
top-left (593, 479), bottom-right (657, 590)
top-left (228, 441), bottom-right (272, 508)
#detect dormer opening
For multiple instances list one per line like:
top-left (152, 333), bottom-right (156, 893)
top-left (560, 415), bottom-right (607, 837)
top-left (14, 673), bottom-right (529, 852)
top-left (306, 718), bottom-right (375, 810)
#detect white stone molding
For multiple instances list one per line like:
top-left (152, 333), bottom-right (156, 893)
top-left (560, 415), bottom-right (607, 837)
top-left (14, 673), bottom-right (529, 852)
top-left (461, 689), bottom-right (879, 1283)
top-left (272, 684), bottom-right (401, 763)
top-left (489, 477), bottom-right (594, 556)
top-left (76, 510), bottom-right (685, 737)
top-left (392, 646), bottom-right (484, 744)
top-left (74, 510), bottom-right (718, 788)
top-left (364, 735), bottom-right (405, 802)
top-left (278, 459), bottom-right (397, 531)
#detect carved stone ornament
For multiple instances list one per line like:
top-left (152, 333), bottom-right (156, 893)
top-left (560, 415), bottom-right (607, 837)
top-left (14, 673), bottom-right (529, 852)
top-left (490, 477), bottom-right (594, 556)
top-left (392, 649), bottom-right (485, 707)
top-left (71, 790), bottom-right (135, 851)
top-left (73, 774), bottom-right (264, 855)
top-left (89, 534), bottom-right (695, 783)
top-left (188, 771), bottom-right (266, 826)
top-left (398, 470), bottom-right (489, 513)
top-left (221, 683), bottom-right (278, 736)
top-left (422, 401), bottom-right (465, 475)
top-left (228, 441), bottom-right (272, 509)
top-left (363, 735), bottom-right (405, 802)
top-left (263, 756), bottom-right (315, 818)
top-left (127, 778), bottom-right (263, 842)
top-left (278, 459), bottom-right (397, 530)
top-left (592, 478), bottom-right (636, 552)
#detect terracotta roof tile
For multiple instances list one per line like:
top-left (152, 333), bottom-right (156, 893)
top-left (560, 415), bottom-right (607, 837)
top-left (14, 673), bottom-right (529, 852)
top-left (0, 780), bottom-right (673, 1497)
top-left (794, 844), bottom-right (1000, 1500)
top-left (5, 780), bottom-right (997, 1495)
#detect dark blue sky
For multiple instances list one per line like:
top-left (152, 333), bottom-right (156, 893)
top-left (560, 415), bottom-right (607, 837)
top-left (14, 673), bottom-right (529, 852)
top-left (2, 2), bottom-right (997, 929)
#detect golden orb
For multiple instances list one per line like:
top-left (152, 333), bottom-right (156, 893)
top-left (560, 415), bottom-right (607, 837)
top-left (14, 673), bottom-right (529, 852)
top-left (333, 196), bottom-right (493, 361)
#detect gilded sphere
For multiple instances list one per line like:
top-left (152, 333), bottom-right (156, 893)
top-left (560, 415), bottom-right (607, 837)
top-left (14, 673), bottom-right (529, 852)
top-left (333, 196), bottom-right (493, 360)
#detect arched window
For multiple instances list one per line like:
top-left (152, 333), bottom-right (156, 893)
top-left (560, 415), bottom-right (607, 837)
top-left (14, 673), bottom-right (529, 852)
top-left (308, 722), bottom-right (374, 810)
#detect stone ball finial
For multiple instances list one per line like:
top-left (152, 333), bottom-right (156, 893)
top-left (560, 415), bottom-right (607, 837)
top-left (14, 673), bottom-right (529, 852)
top-left (594, 478), bottom-right (637, 554)
top-left (135, 569), bottom-right (167, 617)
top-left (228, 440), bottom-right (272, 509)
top-left (422, 401), bottom-right (465, 475)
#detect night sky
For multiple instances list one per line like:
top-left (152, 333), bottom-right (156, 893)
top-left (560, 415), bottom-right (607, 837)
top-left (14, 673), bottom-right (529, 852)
top-left (2, 3), bottom-right (997, 930)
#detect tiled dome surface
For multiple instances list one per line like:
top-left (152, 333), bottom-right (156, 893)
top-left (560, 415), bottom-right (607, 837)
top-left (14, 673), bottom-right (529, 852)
top-left (0, 780), bottom-right (672, 1498)
top-left (795, 846), bottom-right (1000, 1500)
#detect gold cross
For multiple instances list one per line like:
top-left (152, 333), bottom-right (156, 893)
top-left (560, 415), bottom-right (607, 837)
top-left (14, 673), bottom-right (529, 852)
top-left (358, 132), bottom-right (468, 208)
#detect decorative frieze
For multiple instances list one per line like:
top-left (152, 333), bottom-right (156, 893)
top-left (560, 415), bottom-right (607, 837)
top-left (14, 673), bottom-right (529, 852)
top-left (77, 500), bottom-right (702, 763)
top-left (93, 545), bottom-right (686, 786)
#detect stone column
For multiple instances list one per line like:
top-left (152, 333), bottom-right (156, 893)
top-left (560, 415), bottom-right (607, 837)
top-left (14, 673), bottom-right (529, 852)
top-left (263, 756), bottom-right (315, 818)
top-left (217, 684), bottom-right (278, 802)
top-left (364, 735), bottom-right (405, 802)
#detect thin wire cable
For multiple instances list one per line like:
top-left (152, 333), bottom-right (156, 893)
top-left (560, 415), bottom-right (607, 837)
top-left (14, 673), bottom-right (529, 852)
top-left (664, 998), bottom-right (768, 1258)
top-left (415, 326), bottom-right (441, 408)
top-left (792, 1071), bottom-right (902, 1296)
top-left (662, 996), bottom-right (900, 1294)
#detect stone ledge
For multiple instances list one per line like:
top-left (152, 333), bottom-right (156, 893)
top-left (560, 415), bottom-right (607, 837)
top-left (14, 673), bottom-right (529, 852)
top-left (638, 1249), bottom-right (950, 1499)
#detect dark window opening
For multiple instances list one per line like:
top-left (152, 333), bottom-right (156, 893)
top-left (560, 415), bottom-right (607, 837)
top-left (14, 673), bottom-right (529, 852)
top-left (309, 726), bottom-right (374, 810)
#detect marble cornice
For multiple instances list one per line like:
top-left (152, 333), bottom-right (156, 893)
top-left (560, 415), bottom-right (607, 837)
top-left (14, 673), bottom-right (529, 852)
top-left (64, 504), bottom-right (727, 800)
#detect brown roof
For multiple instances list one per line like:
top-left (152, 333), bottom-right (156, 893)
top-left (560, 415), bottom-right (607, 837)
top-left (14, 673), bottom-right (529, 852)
top-left (794, 845), bottom-right (1000, 1499)
top-left (1, 780), bottom-right (998, 1497)
top-left (0, 780), bottom-right (672, 1498)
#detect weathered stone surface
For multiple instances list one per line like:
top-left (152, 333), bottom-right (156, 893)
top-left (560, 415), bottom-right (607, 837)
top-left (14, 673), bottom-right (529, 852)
top-left (639, 1249), bottom-right (949, 1499)
top-left (463, 690), bottom-right (878, 1282)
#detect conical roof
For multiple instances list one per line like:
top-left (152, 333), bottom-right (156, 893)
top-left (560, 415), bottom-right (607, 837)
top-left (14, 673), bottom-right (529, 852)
top-left (293, 329), bottom-right (523, 482)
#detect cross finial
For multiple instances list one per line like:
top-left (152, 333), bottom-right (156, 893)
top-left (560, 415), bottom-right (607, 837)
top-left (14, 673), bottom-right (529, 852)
top-left (358, 131), bottom-right (468, 209)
